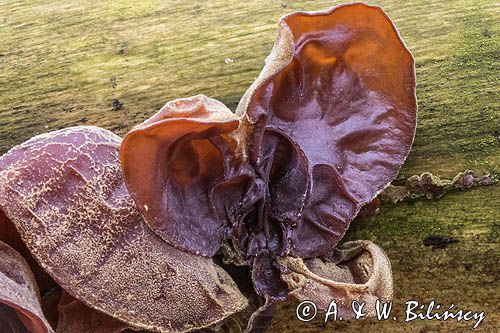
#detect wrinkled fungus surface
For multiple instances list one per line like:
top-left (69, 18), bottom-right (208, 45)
top-left (0, 3), bottom-right (416, 332)
top-left (0, 127), bottom-right (247, 333)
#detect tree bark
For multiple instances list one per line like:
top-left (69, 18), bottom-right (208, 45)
top-left (0, 0), bottom-right (498, 332)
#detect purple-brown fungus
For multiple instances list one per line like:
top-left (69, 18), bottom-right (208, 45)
top-left (240, 3), bottom-right (416, 260)
top-left (0, 127), bottom-right (247, 332)
top-left (121, 95), bottom-right (245, 257)
top-left (0, 3), bottom-right (416, 332)
top-left (122, 1), bottom-right (415, 303)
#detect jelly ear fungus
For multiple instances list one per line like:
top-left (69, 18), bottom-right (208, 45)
top-left (0, 127), bottom-right (247, 333)
top-left (239, 2), bottom-right (415, 317)
top-left (0, 2), bottom-right (416, 332)
top-left (120, 1), bottom-right (416, 328)
top-left (239, 2), bottom-right (417, 259)
top-left (120, 95), bottom-right (253, 257)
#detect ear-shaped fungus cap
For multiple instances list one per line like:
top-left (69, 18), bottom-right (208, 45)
top-left (239, 3), bottom-right (417, 258)
top-left (121, 95), bottom-right (247, 257)
top-left (0, 126), bottom-right (247, 333)
top-left (0, 240), bottom-right (54, 333)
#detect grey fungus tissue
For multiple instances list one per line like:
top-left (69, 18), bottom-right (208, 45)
top-left (0, 2), bottom-right (416, 332)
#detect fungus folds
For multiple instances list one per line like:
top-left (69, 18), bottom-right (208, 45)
top-left (0, 3), bottom-right (416, 333)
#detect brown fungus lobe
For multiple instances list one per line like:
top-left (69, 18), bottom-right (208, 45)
top-left (121, 95), bottom-right (253, 257)
top-left (0, 126), bottom-right (247, 333)
top-left (239, 2), bottom-right (417, 259)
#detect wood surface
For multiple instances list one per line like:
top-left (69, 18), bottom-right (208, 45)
top-left (0, 0), bottom-right (498, 332)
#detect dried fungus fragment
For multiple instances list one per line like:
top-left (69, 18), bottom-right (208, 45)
top-left (239, 3), bottom-right (417, 258)
top-left (379, 170), bottom-right (497, 203)
top-left (278, 240), bottom-right (393, 319)
top-left (406, 172), bottom-right (451, 199)
top-left (0, 126), bottom-right (247, 333)
top-left (0, 240), bottom-right (54, 333)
